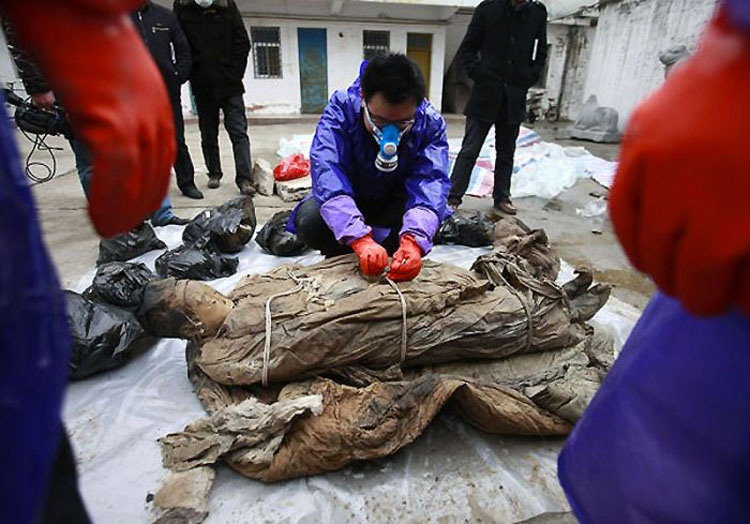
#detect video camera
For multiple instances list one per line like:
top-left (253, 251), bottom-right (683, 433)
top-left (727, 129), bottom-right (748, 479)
top-left (3, 88), bottom-right (72, 139)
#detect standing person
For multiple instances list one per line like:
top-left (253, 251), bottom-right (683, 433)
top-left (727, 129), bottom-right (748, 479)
top-left (0, 0), bottom-right (176, 522)
top-left (133, 0), bottom-right (204, 200)
top-left (2, 19), bottom-right (189, 225)
top-left (173, 0), bottom-right (255, 196)
top-left (448, 0), bottom-right (547, 215)
top-left (290, 55), bottom-right (451, 282)
top-left (558, 4), bottom-right (750, 523)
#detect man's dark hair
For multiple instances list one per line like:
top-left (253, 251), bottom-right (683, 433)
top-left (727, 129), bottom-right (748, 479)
top-left (361, 53), bottom-right (426, 105)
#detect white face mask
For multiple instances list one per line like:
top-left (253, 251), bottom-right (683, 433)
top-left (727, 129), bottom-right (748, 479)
top-left (195, 0), bottom-right (214, 7)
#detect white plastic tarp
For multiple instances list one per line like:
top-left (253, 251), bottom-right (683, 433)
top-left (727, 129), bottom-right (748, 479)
top-left (65, 225), bottom-right (639, 524)
top-left (448, 129), bottom-right (619, 200)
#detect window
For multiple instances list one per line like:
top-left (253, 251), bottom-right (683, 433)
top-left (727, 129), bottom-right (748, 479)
top-left (251, 27), bottom-right (282, 79)
top-left (363, 30), bottom-right (390, 61)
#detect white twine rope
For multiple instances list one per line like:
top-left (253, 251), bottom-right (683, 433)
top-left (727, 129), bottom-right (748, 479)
top-left (385, 278), bottom-right (409, 365)
top-left (262, 270), bottom-right (310, 387)
top-left (262, 270), bottom-right (410, 387)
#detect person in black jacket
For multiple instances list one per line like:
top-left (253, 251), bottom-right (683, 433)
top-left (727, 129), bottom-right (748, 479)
top-left (132, 1), bottom-right (203, 200)
top-left (173, 0), bottom-right (254, 196)
top-left (448, 0), bottom-right (548, 216)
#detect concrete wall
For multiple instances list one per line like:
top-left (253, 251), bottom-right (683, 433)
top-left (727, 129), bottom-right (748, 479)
top-left (544, 24), bottom-right (568, 106)
top-left (242, 17), bottom-right (447, 115)
top-left (558, 24), bottom-right (595, 120)
top-left (582, 0), bottom-right (717, 129)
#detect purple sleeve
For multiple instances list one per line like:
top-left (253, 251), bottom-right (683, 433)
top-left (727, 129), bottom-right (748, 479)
top-left (559, 293), bottom-right (750, 523)
top-left (725, 0), bottom-right (750, 30)
top-left (400, 206), bottom-right (440, 254)
top-left (403, 107), bottom-right (451, 250)
top-left (310, 91), bottom-right (355, 205)
top-left (319, 194), bottom-right (372, 246)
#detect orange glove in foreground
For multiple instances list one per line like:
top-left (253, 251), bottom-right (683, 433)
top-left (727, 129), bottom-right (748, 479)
top-left (3, 0), bottom-right (176, 238)
top-left (609, 9), bottom-right (750, 316)
top-left (351, 234), bottom-right (388, 277)
top-left (388, 235), bottom-right (422, 282)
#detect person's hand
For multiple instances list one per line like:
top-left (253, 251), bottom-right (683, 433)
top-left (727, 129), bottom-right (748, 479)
top-left (31, 91), bottom-right (55, 111)
top-left (351, 235), bottom-right (388, 277)
top-left (609, 9), bottom-right (750, 316)
top-left (388, 235), bottom-right (422, 282)
top-left (3, 0), bottom-right (175, 238)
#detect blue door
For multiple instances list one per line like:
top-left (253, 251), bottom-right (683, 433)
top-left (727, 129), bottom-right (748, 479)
top-left (298, 28), bottom-right (328, 114)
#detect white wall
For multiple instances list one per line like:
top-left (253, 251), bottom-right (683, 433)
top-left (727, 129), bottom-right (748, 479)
top-left (582, 0), bottom-right (717, 130)
top-left (242, 17), bottom-right (447, 115)
top-left (545, 24), bottom-right (568, 105)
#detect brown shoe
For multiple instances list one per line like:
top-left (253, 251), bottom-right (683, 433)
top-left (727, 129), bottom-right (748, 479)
top-left (494, 199), bottom-right (517, 215)
top-left (238, 180), bottom-right (256, 196)
top-left (207, 177), bottom-right (220, 189)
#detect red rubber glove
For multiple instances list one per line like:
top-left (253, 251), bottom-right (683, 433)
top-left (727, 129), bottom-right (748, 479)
top-left (3, 0), bottom-right (176, 238)
top-left (609, 8), bottom-right (750, 316)
top-left (388, 235), bottom-right (422, 282)
top-left (351, 234), bottom-right (388, 277)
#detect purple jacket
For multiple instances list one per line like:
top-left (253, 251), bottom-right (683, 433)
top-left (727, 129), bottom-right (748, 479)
top-left (0, 91), bottom-right (71, 523)
top-left (290, 67), bottom-right (451, 254)
top-left (726, 0), bottom-right (750, 30)
top-left (558, 293), bottom-right (750, 523)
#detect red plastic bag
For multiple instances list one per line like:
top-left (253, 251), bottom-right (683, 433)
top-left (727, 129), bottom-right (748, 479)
top-left (273, 153), bottom-right (310, 181)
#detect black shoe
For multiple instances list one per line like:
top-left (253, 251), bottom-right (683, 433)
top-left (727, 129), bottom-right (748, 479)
top-left (207, 177), bottom-right (221, 189)
top-left (180, 185), bottom-right (204, 200)
top-left (493, 199), bottom-right (517, 216)
top-left (238, 180), bottom-right (256, 196)
top-left (448, 197), bottom-right (462, 211)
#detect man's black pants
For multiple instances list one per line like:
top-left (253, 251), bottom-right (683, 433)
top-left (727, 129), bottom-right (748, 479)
top-left (294, 196), bottom-right (407, 257)
top-left (449, 112), bottom-right (521, 204)
top-left (193, 90), bottom-right (252, 186)
top-left (171, 93), bottom-right (196, 191)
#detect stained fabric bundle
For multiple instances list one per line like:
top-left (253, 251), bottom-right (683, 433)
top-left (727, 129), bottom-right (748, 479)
top-left (149, 225), bottom-right (611, 494)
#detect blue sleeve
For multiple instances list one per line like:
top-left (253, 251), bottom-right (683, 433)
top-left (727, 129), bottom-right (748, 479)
top-left (400, 111), bottom-right (451, 253)
top-left (310, 91), bottom-right (355, 205)
top-left (0, 92), bottom-right (70, 524)
top-left (405, 111), bottom-right (451, 218)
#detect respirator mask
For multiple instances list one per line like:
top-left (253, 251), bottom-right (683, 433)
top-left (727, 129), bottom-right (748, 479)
top-left (363, 102), bottom-right (414, 173)
top-left (195, 0), bottom-right (214, 7)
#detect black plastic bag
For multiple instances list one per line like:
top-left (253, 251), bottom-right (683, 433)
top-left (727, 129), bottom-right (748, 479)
top-left (97, 223), bottom-right (166, 265)
top-left (84, 262), bottom-right (156, 310)
top-left (434, 212), bottom-right (494, 248)
top-left (183, 197), bottom-right (257, 254)
top-left (255, 210), bottom-right (309, 257)
top-left (65, 291), bottom-right (157, 380)
top-left (155, 246), bottom-right (239, 280)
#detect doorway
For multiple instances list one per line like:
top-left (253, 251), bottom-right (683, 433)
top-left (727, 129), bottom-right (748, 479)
top-left (298, 28), bottom-right (328, 113)
top-left (407, 33), bottom-right (432, 99)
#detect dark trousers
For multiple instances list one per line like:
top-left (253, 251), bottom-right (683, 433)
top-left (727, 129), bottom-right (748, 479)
top-left (39, 430), bottom-right (91, 524)
top-left (449, 114), bottom-right (521, 204)
top-left (193, 90), bottom-right (252, 186)
top-left (294, 196), bottom-right (406, 257)
top-left (171, 93), bottom-right (195, 190)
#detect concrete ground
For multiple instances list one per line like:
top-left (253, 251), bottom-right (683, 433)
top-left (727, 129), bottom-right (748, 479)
top-left (25, 115), bottom-right (652, 308)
